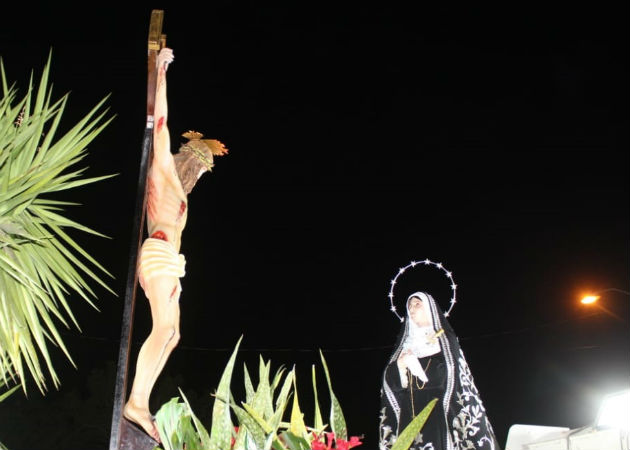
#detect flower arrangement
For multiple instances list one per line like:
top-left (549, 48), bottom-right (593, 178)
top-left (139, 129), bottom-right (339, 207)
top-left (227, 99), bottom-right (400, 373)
top-left (152, 336), bottom-right (436, 450)
top-left (152, 337), bottom-right (363, 450)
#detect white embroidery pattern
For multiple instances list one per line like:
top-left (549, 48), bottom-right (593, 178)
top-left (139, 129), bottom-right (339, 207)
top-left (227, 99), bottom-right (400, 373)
top-left (379, 405), bottom-right (436, 450)
top-left (379, 407), bottom-right (397, 450)
top-left (412, 433), bottom-right (435, 450)
top-left (451, 350), bottom-right (495, 450)
top-left (413, 443), bottom-right (435, 450)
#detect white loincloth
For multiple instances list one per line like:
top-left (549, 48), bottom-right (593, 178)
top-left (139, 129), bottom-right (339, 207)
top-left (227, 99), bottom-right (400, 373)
top-left (138, 237), bottom-right (186, 284)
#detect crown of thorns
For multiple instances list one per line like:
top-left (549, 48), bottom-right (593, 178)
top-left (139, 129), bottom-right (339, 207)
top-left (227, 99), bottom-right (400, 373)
top-left (387, 258), bottom-right (458, 322)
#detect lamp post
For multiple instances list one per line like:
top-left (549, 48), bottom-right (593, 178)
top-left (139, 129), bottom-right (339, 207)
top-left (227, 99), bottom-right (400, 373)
top-left (579, 288), bottom-right (630, 322)
top-left (580, 288), bottom-right (630, 305)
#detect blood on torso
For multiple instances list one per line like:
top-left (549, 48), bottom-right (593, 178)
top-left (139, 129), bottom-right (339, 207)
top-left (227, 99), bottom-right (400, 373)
top-left (146, 155), bottom-right (188, 252)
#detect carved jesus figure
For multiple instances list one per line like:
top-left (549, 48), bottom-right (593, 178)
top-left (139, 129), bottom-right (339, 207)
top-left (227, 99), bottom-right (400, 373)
top-left (123, 47), bottom-right (227, 441)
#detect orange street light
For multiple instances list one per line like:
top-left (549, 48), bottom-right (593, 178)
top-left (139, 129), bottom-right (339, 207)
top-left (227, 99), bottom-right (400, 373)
top-left (580, 295), bottom-right (600, 304)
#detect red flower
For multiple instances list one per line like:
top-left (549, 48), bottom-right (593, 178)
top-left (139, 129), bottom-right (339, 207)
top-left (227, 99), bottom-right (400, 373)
top-left (230, 426), bottom-right (239, 448)
top-left (311, 440), bottom-right (328, 450)
top-left (326, 432), bottom-right (335, 448)
top-left (310, 432), bottom-right (363, 450)
top-left (310, 432), bottom-right (329, 450)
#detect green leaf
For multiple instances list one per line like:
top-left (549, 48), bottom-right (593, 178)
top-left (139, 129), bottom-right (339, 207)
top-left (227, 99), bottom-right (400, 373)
top-left (390, 398), bottom-right (437, 450)
top-left (270, 365), bottom-right (286, 396)
top-left (242, 402), bottom-right (273, 434)
top-left (232, 403), bottom-right (266, 449)
top-left (264, 432), bottom-right (276, 450)
top-left (289, 373), bottom-right (307, 439)
top-left (252, 356), bottom-right (273, 420)
top-left (233, 422), bottom-right (247, 450)
top-left (209, 336), bottom-right (242, 450)
top-left (311, 365), bottom-right (324, 432)
top-left (279, 431), bottom-right (310, 450)
top-left (238, 403), bottom-right (288, 450)
top-left (319, 350), bottom-right (347, 440)
top-left (179, 418), bottom-right (203, 450)
top-left (179, 389), bottom-right (211, 449)
top-left (0, 383), bottom-right (20, 403)
top-left (243, 363), bottom-right (255, 404)
top-left (269, 368), bottom-right (293, 430)
top-left (155, 397), bottom-right (187, 450)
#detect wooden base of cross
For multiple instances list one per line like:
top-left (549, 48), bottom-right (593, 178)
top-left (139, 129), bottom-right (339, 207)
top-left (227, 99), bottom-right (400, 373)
top-left (108, 10), bottom-right (166, 450)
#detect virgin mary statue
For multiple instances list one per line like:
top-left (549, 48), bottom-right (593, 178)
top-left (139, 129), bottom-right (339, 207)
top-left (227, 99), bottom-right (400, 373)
top-left (379, 261), bottom-right (501, 450)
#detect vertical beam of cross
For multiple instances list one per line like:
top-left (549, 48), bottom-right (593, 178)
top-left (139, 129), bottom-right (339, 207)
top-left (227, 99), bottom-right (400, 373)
top-left (108, 10), bottom-right (165, 450)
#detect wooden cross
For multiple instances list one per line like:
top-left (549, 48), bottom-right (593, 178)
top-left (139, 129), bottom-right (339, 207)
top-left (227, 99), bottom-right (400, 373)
top-left (108, 10), bottom-right (166, 450)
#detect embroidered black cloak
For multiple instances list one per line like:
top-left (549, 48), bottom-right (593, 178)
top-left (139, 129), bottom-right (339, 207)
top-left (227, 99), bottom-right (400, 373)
top-left (379, 292), bottom-right (501, 450)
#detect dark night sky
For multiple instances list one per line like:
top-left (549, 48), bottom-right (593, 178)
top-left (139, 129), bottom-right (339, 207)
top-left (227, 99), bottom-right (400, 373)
top-left (0, 2), bottom-right (628, 449)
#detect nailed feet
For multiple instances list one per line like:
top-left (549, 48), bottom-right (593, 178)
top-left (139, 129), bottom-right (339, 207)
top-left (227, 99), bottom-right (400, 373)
top-left (123, 400), bottom-right (161, 443)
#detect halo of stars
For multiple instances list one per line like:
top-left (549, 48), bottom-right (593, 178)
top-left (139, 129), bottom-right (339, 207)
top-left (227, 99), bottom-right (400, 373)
top-left (388, 259), bottom-right (458, 322)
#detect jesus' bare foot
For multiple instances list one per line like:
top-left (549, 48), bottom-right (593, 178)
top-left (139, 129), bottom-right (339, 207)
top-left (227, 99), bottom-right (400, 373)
top-left (123, 399), bottom-right (161, 442)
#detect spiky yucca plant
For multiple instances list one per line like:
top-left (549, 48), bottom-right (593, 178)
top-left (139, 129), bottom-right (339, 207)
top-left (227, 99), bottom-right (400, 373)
top-left (0, 53), bottom-right (115, 393)
top-left (153, 338), bottom-right (363, 450)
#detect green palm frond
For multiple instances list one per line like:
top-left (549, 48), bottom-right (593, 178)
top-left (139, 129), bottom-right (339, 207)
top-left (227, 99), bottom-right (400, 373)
top-left (0, 52), bottom-right (115, 393)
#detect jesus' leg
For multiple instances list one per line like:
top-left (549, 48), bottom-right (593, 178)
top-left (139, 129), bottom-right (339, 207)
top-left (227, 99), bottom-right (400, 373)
top-left (123, 277), bottom-right (180, 441)
top-left (145, 289), bottom-right (181, 397)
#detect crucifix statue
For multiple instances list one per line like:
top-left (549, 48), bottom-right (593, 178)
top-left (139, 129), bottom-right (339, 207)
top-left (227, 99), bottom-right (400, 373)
top-left (123, 45), bottom-right (228, 441)
top-left (109, 10), bottom-right (227, 449)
